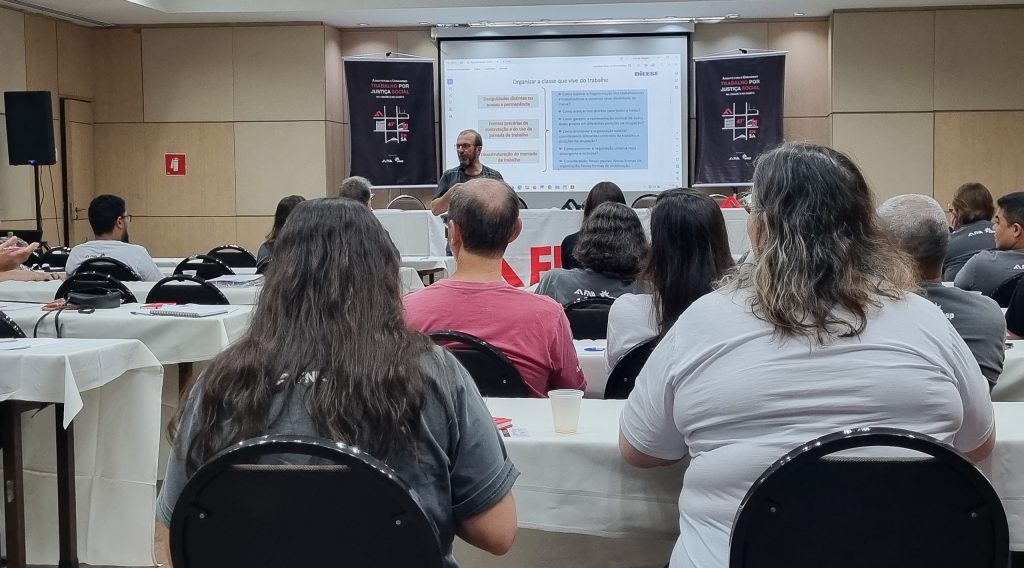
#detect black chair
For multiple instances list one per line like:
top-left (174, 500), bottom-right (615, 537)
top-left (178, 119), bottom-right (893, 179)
top-left (75, 257), bottom-right (141, 281)
top-left (0, 310), bottom-right (26, 339)
top-left (39, 246), bottom-right (72, 270)
top-left (174, 255), bottom-right (234, 280)
top-left (206, 245), bottom-right (257, 269)
top-left (563, 297), bottom-right (615, 340)
top-left (604, 338), bottom-right (659, 399)
top-left (23, 249), bottom-right (44, 269)
top-left (54, 272), bottom-right (137, 303)
top-left (146, 275), bottom-right (230, 305)
top-left (517, 196), bottom-right (528, 209)
top-left (255, 255), bottom-right (271, 275)
top-left (429, 330), bottom-right (528, 397)
top-left (729, 427), bottom-right (1009, 568)
top-left (169, 435), bottom-right (444, 568)
top-left (631, 193), bottom-right (658, 208)
top-left (386, 195), bottom-right (427, 210)
top-left (990, 271), bottom-right (1024, 308)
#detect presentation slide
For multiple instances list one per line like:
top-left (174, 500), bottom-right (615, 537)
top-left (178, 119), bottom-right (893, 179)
top-left (440, 36), bottom-right (688, 195)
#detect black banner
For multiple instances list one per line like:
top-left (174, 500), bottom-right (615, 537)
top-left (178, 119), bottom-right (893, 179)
top-left (344, 60), bottom-right (437, 186)
top-left (693, 53), bottom-right (785, 186)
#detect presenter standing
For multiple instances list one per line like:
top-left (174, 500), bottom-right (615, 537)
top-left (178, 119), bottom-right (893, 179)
top-left (431, 129), bottom-right (504, 215)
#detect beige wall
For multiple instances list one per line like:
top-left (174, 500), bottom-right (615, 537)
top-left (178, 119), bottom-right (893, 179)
top-left (91, 24), bottom-right (333, 256)
top-left (831, 7), bottom-right (1024, 205)
top-left (0, 7), bottom-right (89, 246)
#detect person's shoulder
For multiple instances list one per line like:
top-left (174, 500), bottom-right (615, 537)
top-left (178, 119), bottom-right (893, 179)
top-left (610, 293), bottom-right (653, 318)
top-left (482, 164), bottom-right (503, 178)
top-left (941, 285), bottom-right (1003, 313)
top-left (440, 166), bottom-right (461, 178)
top-left (509, 285), bottom-right (565, 314)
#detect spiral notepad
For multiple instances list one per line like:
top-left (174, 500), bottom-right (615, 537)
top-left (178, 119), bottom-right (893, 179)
top-left (143, 305), bottom-right (230, 318)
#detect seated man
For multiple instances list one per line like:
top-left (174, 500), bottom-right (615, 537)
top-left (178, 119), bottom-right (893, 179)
top-left (338, 176), bottom-right (372, 208)
top-left (404, 178), bottom-right (586, 397)
top-left (66, 194), bottom-right (163, 281)
top-left (879, 194), bottom-right (1005, 387)
top-left (954, 191), bottom-right (1024, 296)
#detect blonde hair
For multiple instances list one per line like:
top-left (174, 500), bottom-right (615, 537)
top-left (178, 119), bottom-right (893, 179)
top-left (723, 142), bottom-right (918, 344)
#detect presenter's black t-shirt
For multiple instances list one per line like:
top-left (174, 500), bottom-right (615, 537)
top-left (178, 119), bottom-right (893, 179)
top-left (434, 164), bottom-right (504, 198)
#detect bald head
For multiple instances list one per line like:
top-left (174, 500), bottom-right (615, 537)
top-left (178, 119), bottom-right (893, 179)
top-left (877, 194), bottom-right (949, 280)
top-left (448, 178), bottom-right (520, 257)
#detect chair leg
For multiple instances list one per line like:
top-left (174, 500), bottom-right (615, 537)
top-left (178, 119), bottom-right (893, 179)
top-left (55, 405), bottom-right (79, 568)
top-left (0, 403), bottom-right (27, 568)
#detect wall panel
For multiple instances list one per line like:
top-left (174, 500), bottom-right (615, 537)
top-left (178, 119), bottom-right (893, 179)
top-left (934, 9), bottom-right (1024, 111)
top-left (934, 111), bottom-right (1024, 208)
top-left (56, 21), bottom-right (93, 99)
top-left (93, 28), bottom-right (144, 123)
top-left (142, 28), bottom-right (233, 122)
top-left (24, 14), bottom-right (57, 114)
top-left (93, 123), bottom-right (146, 210)
top-left (0, 7), bottom-right (27, 113)
top-left (143, 122), bottom-right (236, 216)
top-left (234, 216), bottom-right (272, 255)
top-left (233, 25), bottom-right (327, 121)
top-left (768, 21), bottom-right (829, 118)
top-left (783, 117), bottom-right (830, 146)
top-left (234, 121), bottom-right (327, 215)
top-left (129, 216), bottom-right (237, 257)
top-left (832, 112), bottom-right (934, 201)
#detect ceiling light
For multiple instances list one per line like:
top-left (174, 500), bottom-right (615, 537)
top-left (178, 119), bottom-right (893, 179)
top-left (793, 12), bottom-right (806, 16)
top-left (465, 17), bottom-right (707, 27)
top-left (725, 13), bottom-right (740, 19)
top-left (418, 22), bottom-right (430, 25)
top-left (358, 22), bottom-right (370, 26)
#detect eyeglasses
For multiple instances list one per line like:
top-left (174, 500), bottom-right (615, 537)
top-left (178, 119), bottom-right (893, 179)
top-left (120, 214), bottom-right (133, 222)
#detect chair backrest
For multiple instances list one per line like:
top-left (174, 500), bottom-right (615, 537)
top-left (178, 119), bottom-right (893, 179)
top-left (0, 310), bottom-right (26, 339)
top-left (146, 275), bottom-right (230, 305)
top-left (174, 255), bottom-right (235, 280)
top-left (631, 193), bottom-right (658, 208)
top-left (54, 272), bottom-right (137, 303)
top-left (563, 297), bottom-right (615, 340)
top-left (39, 246), bottom-right (72, 269)
top-left (206, 245), bottom-right (257, 269)
top-left (709, 193), bottom-right (729, 205)
top-left (170, 435), bottom-right (444, 568)
top-left (429, 330), bottom-right (529, 397)
top-left (386, 194), bottom-right (427, 210)
top-left (729, 427), bottom-right (1009, 568)
top-left (75, 256), bottom-right (142, 281)
top-left (990, 271), bottom-right (1024, 308)
top-left (604, 337), bottom-right (659, 399)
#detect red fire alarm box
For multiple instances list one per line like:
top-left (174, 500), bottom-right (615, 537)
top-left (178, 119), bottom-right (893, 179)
top-left (165, 153), bottom-right (186, 176)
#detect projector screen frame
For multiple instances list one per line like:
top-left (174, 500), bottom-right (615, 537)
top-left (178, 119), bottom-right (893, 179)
top-left (436, 31), bottom-right (693, 208)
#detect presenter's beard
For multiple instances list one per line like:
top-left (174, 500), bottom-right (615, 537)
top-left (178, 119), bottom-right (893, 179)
top-left (458, 155), bottom-right (470, 167)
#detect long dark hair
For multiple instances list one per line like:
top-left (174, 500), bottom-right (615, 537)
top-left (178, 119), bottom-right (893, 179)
top-left (266, 195), bottom-right (306, 242)
top-left (722, 142), bottom-right (916, 343)
top-left (574, 202), bottom-right (647, 279)
top-left (583, 181), bottom-right (626, 218)
top-left (177, 198), bottom-right (433, 473)
top-left (642, 189), bottom-right (734, 335)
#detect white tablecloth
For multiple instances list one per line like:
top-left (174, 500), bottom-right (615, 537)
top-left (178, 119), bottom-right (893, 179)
top-left (486, 398), bottom-right (1024, 551)
top-left (575, 339), bottom-right (608, 399)
top-left (0, 338), bottom-right (163, 566)
top-left (3, 303), bottom-right (253, 365)
top-left (994, 340), bottom-right (1024, 402)
top-left (401, 255), bottom-right (457, 278)
top-left (152, 261), bottom-right (425, 294)
top-left (0, 279), bottom-right (261, 305)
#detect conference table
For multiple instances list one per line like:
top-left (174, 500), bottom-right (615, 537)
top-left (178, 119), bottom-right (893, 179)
top-left (482, 398), bottom-right (1024, 560)
top-left (151, 260), bottom-right (426, 294)
top-left (0, 338), bottom-right (163, 567)
top-left (0, 279), bottom-right (263, 305)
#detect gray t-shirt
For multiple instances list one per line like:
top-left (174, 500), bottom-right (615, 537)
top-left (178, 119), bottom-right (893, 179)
top-left (953, 248), bottom-right (1024, 296)
top-left (157, 347), bottom-right (518, 567)
top-left (918, 282), bottom-right (1005, 386)
top-left (434, 164), bottom-right (503, 198)
top-left (65, 239), bottom-right (164, 281)
top-left (944, 220), bottom-right (996, 281)
top-left (535, 267), bottom-right (638, 305)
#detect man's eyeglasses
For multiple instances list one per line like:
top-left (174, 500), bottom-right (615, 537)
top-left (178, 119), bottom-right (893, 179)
top-left (120, 214), bottom-right (133, 222)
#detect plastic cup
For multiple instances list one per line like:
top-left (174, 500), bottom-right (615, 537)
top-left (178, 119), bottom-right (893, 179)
top-left (183, 270), bottom-right (198, 278)
top-left (548, 389), bottom-right (584, 434)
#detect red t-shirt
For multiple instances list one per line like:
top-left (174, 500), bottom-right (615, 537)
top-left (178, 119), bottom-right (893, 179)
top-left (403, 280), bottom-right (586, 398)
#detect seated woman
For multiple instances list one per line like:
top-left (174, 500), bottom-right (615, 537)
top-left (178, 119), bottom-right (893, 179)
top-left (561, 181), bottom-right (626, 270)
top-left (619, 142), bottom-right (994, 568)
top-left (606, 189), bottom-right (734, 368)
top-left (256, 194), bottom-right (305, 267)
top-left (536, 202), bottom-right (647, 305)
top-left (158, 198), bottom-right (518, 565)
top-left (944, 182), bottom-right (996, 281)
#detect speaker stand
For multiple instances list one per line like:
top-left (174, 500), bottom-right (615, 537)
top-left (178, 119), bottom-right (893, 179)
top-left (31, 162), bottom-right (42, 233)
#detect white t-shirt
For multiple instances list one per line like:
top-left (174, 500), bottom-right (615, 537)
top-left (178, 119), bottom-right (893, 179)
top-left (620, 287), bottom-right (994, 568)
top-left (66, 240), bottom-right (164, 282)
top-left (606, 293), bottom-right (658, 371)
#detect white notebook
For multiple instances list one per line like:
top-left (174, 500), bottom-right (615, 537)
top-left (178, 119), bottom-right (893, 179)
top-left (139, 305), bottom-right (231, 318)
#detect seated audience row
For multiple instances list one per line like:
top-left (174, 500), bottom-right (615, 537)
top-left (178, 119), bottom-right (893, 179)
top-left (66, 194), bottom-right (163, 281)
top-left (560, 181), bottom-right (626, 270)
top-left (953, 191), bottom-right (1024, 296)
